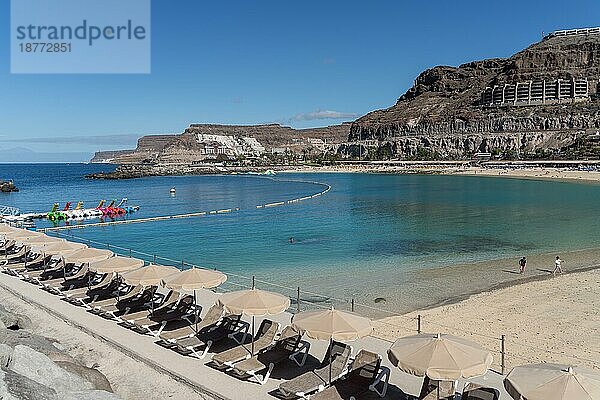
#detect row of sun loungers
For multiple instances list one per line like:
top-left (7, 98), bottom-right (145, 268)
top-left (0, 246), bottom-right (499, 400)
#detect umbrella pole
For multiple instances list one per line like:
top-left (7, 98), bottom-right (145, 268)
top-left (194, 290), bottom-right (198, 333)
top-left (329, 337), bottom-right (332, 386)
top-left (251, 316), bottom-right (255, 356)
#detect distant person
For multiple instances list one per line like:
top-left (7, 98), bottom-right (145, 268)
top-left (519, 257), bottom-right (527, 274)
top-left (553, 256), bottom-right (563, 275)
top-left (289, 237), bottom-right (295, 244)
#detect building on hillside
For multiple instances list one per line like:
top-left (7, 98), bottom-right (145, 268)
top-left (196, 134), bottom-right (265, 157)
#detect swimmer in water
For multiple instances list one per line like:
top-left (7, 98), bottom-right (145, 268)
top-left (289, 237), bottom-right (295, 244)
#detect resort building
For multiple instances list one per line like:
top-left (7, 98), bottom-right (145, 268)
top-left (481, 77), bottom-right (590, 107)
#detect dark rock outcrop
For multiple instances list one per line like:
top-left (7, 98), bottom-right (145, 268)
top-left (0, 180), bottom-right (18, 193)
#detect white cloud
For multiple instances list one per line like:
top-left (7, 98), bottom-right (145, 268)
top-left (290, 110), bottom-right (357, 122)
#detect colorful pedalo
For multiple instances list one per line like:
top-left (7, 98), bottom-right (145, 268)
top-left (47, 198), bottom-right (139, 221)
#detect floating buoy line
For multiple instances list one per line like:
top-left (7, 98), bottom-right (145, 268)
top-left (37, 177), bottom-right (331, 232)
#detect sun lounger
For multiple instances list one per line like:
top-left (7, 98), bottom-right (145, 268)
top-left (21, 259), bottom-right (66, 283)
top-left (172, 315), bottom-right (249, 359)
top-left (42, 265), bottom-right (89, 293)
top-left (1, 246), bottom-right (27, 261)
top-left (98, 286), bottom-right (158, 320)
top-left (211, 319), bottom-right (280, 369)
top-left (67, 275), bottom-right (122, 307)
top-left (309, 350), bottom-right (389, 400)
top-left (0, 240), bottom-right (16, 254)
top-left (131, 295), bottom-right (199, 337)
top-left (1, 252), bottom-right (47, 274)
top-left (277, 341), bottom-right (352, 400)
top-left (157, 303), bottom-right (224, 343)
top-left (461, 383), bottom-right (500, 400)
top-left (119, 290), bottom-right (180, 325)
top-left (419, 377), bottom-right (457, 400)
top-left (89, 284), bottom-right (142, 313)
top-left (230, 325), bottom-right (309, 385)
top-left (61, 273), bottom-right (112, 298)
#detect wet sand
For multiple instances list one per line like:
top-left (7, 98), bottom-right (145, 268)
top-left (342, 246), bottom-right (600, 318)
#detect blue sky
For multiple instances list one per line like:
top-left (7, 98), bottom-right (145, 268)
top-left (0, 0), bottom-right (598, 160)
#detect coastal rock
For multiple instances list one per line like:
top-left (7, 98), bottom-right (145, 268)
top-left (0, 180), bottom-right (18, 193)
top-left (7, 345), bottom-right (93, 393)
top-left (0, 344), bottom-right (12, 368)
top-left (0, 368), bottom-right (57, 400)
top-left (0, 304), bottom-right (32, 330)
top-left (2, 331), bottom-right (73, 362)
top-left (55, 361), bottom-right (113, 392)
top-left (60, 390), bottom-right (122, 400)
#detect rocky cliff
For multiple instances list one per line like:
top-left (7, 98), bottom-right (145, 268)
top-left (349, 30), bottom-right (600, 158)
top-left (99, 124), bottom-right (350, 164)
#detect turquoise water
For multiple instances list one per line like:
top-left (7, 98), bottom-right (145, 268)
top-left (2, 163), bottom-right (600, 312)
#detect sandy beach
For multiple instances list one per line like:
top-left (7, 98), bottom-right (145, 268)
top-left (284, 163), bottom-right (600, 184)
top-left (373, 268), bottom-right (600, 371)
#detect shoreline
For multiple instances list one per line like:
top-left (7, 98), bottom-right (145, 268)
top-left (282, 164), bottom-right (600, 184)
top-left (341, 244), bottom-right (600, 318)
top-left (372, 266), bottom-right (600, 370)
top-left (415, 259), bottom-right (600, 313)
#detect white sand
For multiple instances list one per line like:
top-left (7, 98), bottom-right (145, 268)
top-left (373, 268), bottom-right (600, 371)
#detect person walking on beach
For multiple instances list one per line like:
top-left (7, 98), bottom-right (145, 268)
top-left (519, 256), bottom-right (527, 274)
top-left (553, 256), bottom-right (563, 275)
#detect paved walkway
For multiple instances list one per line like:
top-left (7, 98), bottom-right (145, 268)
top-left (0, 272), bottom-right (511, 399)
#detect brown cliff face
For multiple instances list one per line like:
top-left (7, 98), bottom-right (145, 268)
top-left (96, 124), bottom-right (351, 164)
top-left (350, 33), bottom-right (600, 151)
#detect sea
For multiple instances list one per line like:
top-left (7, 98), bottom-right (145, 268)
top-left (3, 163), bottom-right (600, 315)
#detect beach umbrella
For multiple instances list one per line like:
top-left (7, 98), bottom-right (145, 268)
top-left (30, 241), bottom-right (88, 271)
top-left (122, 264), bottom-right (180, 312)
top-left (89, 256), bottom-right (145, 299)
top-left (62, 247), bottom-right (114, 282)
top-left (31, 241), bottom-right (87, 257)
top-left (4, 230), bottom-right (46, 240)
top-left (292, 307), bottom-right (373, 384)
top-left (163, 267), bottom-right (227, 331)
top-left (217, 286), bottom-right (290, 355)
top-left (16, 235), bottom-right (64, 246)
top-left (388, 333), bottom-right (493, 399)
top-left (504, 363), bottom-right (600, 400)
top-left (2, 230), bottom-right (48, 259)
top-left (89, 256), bottom-right (144, 274)
top-left (63, 248), bottom-right (114, 265)
top-left (122, 264), bottom-right (179, 286)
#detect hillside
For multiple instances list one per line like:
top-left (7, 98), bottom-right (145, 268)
top-left (348, 29), bottom-right (600, 159)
